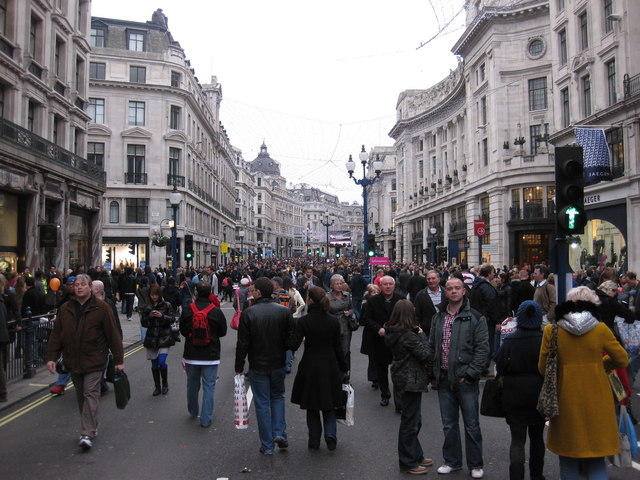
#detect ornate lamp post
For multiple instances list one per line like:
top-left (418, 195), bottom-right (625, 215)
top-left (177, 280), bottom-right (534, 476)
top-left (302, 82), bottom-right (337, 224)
top-left (346, 145), bottom-right (383, 279)
top-left (430, 226), bottom-right (437, 266)
top-left (169, 185), bottom-right (182, 279)
top-left (239, 229), bottom-right (245, 262)
top-left (320, 214), bottom-right (334, 262)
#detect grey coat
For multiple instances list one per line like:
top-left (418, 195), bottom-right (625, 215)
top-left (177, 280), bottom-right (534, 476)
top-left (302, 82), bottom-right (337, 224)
top-left (427, 298), bottom-right (489, 383)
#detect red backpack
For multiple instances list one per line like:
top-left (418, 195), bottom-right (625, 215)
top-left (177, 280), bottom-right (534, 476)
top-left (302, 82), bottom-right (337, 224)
top-left (190, 302), bottom-right (216, 346)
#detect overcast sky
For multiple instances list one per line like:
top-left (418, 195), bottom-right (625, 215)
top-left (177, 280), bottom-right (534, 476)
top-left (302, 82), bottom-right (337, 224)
top-left (91, 0), bottom-right (464, 203)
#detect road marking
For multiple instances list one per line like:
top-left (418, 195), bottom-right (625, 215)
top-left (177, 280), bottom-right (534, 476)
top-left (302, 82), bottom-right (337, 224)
top-left (0, 345), bottom-right (144, 428)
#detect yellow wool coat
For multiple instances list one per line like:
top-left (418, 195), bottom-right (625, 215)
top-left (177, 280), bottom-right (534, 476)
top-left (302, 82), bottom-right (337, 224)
top-left (538, 310), bottom-right (628, 458)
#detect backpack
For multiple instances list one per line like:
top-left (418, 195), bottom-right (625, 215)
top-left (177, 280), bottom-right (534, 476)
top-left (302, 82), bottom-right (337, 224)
top-left (189, 302), bottom-right (217, 346)
top-left (222, 277), bottom-right (230, 288)
top-left (274, 291), bottom-right (296, 314)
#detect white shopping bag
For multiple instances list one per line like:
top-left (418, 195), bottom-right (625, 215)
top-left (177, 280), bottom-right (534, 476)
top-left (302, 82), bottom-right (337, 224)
top-left (337, 384), bottom-right (355, 426)
top-left (234, 374), bottom-right (249, 429)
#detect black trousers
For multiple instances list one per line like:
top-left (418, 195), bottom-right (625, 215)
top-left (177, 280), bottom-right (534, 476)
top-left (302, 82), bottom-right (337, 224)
top-left (374, 359), bottom-right (401, 409)
top-left (398, 391), bottom-right (424, 471)
top-left (508, 422), bottom-right (545, 480)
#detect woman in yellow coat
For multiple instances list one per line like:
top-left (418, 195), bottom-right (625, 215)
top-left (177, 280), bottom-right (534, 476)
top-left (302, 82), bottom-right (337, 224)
top-left (539, 286), bottom-right (628, 479)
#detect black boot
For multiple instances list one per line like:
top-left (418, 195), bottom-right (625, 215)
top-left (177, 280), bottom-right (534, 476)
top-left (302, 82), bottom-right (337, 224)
top-left (160, 367), bottom-right (169, 394)
top-left (152, 368), bottom-right (161, 396)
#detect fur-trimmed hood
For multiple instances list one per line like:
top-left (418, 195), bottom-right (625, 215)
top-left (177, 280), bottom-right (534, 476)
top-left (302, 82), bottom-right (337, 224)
top-left (554, 300), bottom-right (600, 336)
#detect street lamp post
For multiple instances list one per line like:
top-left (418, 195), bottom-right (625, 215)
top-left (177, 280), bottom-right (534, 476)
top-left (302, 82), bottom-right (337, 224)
top-left (430, 227), bottom-right (437, 266)
top-left (320, 214), bottom-right (334, 263)
top-left (239, 230), bottom-right (245, 262)
top-left (346, 145), bottom-right (383, 279)
top-left (169, 185), bottom-right (182, 279)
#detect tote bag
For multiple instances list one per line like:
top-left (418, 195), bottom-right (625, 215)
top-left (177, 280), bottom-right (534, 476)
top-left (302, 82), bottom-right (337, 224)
top-left (537, 324), bottom-right (559, 418)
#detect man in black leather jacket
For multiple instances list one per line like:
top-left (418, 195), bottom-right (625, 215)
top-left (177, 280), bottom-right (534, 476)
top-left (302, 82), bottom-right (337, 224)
top-left (234, 277), bottom-right (296, 455)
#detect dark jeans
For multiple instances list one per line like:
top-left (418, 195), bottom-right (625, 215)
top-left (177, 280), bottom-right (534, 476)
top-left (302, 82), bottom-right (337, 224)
top-left (124, 293), bottom-right (134, 318)
top-left (437, 371), bottom-right (483, 469)
top-left (398, 391), bottom-right (424, 471)
top-left (508, 422), bottom-right (545, 480)
top-left (306, 409), bottom-right (337, 448)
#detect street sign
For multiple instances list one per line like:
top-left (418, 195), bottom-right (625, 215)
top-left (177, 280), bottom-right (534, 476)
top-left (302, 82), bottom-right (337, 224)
top-left (370, 257), bottom-right (390, 265)
top-left (474, 220), bottom-right (486, 236)
top-left (482, 244), bottom-right (499, 254)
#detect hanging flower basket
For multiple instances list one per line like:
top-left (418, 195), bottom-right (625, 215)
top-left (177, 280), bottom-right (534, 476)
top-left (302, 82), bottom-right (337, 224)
top-left (151, 233), bottom-right (171, 247)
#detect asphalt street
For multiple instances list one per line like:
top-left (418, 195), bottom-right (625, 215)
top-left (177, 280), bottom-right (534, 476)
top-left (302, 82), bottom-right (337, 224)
top-left (1, 301), bottom-right (639, 480)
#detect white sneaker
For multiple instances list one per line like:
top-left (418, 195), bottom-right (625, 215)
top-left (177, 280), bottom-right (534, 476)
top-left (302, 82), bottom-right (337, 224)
top-left (437, 465), bottom-right (461, 474)
top-left (471, 468), bottom-right (484, 479)
top-left (78, 435), bottom-right (92, 449)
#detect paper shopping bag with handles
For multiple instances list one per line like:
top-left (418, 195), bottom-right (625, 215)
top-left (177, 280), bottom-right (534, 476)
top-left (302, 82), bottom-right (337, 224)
top-left (234, 374), bottom-right (249, 429)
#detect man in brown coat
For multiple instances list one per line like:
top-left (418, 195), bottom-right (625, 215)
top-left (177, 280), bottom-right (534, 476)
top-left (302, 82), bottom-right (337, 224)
top-left (47, 274), bottom-right (124, 451)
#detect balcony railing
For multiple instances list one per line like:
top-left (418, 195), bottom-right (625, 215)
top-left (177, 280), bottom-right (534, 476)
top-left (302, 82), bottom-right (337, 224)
top-left (54, 81), bottom-right (66, 96)
top-left (411, 231), bottom-right (423, 240)
top-left (0, 36), bottom-right (14, 58)
top-left (167, 174), bottom-right (185, 187)
top-left (624, 73), bottom-right (640, 99)
top-left (28, 61), bottom-right (43, 80)
top-left (125, 172), bottom-right (147, 184)
top-left (510, 201), bottom-right (555, 221)
top-left (0, 117), bottom-right (105, 183)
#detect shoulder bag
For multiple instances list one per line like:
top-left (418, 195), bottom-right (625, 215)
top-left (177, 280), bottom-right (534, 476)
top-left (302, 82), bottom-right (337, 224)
top-left (480, 376), bottom-right (505, 417)
top-left (230, 289), bottom-right (241, 330)
top-left (537, 324), bottom-right (559, 418)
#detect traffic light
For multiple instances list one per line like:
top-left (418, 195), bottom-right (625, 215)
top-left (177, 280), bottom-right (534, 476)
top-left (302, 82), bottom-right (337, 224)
top-left (437, 246), bottom-right (448, 264)
top-left (128, 242), bottom-right (136, 255)
top-left (184, 234), bottom-right (194, 260)
top-left (105, 248), bottom-right (111, 263)
top-left (367, 233), bottom-right (376, 257)
top-left (555, 146), bottom-right (587, 235)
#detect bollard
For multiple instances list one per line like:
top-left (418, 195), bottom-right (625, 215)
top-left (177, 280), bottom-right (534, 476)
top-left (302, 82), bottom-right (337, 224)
top-left (22, 307), bottom-right (36, 379)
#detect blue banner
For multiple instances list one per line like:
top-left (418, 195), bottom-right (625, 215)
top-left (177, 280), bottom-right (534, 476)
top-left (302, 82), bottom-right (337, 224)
top-left (574, 127), bottom-right (613, 184)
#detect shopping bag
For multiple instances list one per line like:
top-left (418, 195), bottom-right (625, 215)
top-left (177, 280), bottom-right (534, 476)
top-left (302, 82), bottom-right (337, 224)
top-left (336, 384), bottom-right (355, 426)
top-left (537, 324), bottom-right (559, 418)
top-left (234, 374), bottom-right (249, 429)
top-left (608, 371), bottom-right (627, 403)
top-left (230, 290), bottom-right (241, 330)
top-left (500, 317), bottom-right (518, 342)
top-left (113, 370), bottom-right (131, 410)
top-left (615, 317), bottom-right (640, 356)
top-left (611, 406), bottom-right (634, 467)
top-left (480, 377), bottom-right (505, 417)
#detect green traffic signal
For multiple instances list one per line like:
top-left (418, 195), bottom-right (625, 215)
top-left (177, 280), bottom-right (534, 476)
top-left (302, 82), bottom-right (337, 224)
top-left (557, 205), bottom-right (587, 232)
top-left (368, 250), bottom-right (375, 257)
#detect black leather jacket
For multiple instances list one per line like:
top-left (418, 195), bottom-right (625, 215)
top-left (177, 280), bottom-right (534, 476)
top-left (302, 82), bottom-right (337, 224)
top-left (234, 298), bottom-right (296, 373)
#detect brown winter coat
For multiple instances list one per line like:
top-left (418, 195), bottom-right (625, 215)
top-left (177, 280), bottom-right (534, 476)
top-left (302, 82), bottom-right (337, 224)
top-left (538, 301), bottom-right (628, 458)
top-left (47, 296), bottom-right (124, 374)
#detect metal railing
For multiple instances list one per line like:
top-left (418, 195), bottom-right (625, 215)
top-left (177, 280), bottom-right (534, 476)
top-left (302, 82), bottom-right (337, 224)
top-left (624, 73), bottom-right (640, 99)
top-left (4, 312), bottom-right (56, 382)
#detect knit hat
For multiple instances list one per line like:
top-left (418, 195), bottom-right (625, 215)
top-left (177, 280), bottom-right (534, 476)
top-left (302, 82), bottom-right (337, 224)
top-left (240, 278), bottom-right (249, 286)
top-left (516, 300), bottom-right (543, 330)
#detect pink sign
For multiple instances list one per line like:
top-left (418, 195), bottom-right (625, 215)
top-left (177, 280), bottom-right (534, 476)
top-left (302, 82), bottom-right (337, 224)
top-left (370, 257), bottom-right (390, 265)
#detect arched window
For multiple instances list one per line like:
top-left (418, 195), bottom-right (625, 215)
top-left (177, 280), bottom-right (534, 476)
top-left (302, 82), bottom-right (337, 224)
top-left (109, 201), bottom-right (119, 223)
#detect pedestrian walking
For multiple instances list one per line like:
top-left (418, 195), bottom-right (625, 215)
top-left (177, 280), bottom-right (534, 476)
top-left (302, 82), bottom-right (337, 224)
top-left (290, 287), bottom-right (348, 451)
top-left (385, 299), bottom-right (434, 475)
top-left (46, 274), bottom-right (124, 451)
top-left (141, 284), bottom-right (177, 396)
top-left (234, 277), bottom-right (296, 455)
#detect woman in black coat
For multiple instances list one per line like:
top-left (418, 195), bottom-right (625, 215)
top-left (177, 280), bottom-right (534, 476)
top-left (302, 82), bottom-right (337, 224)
top-left (290, 287), bottom-right (348, 451)
top-left (141, 284), bottom-right (176, 396)
top-left (384, 299), bottom-right (433, 475)
top-left (494, 300), bottom-right (545, 480)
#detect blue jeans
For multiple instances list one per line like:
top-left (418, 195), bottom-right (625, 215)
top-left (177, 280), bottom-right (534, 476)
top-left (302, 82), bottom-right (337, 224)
top-left (558, 456), bottom-right (607, 480)
top-left (248, 368), bottom-right (287, 452)
top-left (437, 371), bottom-right (483, 469)
top-left (185, 364), bottom-right (218, 427)
top-left (54, 372), bottom-right (71, 387)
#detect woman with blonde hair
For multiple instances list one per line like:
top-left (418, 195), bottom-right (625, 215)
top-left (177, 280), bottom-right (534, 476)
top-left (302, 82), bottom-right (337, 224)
top-left (327, 274), bottom-right (355, 374)
top-left (385, 299), bottom-right (433, 475)
top-left (539, 286), bottom-right (628, 479)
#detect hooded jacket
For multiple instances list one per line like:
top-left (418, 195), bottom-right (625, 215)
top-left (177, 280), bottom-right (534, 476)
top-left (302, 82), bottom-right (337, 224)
top-left (385, 326), bottom-right (430, 393)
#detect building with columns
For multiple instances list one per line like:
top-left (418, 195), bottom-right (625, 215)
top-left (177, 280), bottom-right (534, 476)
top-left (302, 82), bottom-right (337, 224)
top-left (88, 10), bottom-right (237, 270)
top-left (0, 0), bottom-right (102, 274)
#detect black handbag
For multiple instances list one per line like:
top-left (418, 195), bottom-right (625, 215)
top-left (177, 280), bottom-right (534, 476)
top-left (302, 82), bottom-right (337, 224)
top-left (113, 370), bottom-right (131, 410)
top-left (105, 353), bottom-right (115, 383)
top-left (480, 377), bottom-right (505, 417)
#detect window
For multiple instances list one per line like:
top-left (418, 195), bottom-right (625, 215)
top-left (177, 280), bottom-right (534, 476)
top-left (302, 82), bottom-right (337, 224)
top-left (128, 101), bottom-right (145, 126)
top-left (27, 99), bottom-right (37, 132)
top-left (479, 63), bottom-right (485, 82)
top-left (604, 0), bottom-right (614, 33)
top-left (89, 62), bottom-right (105, 80)
top-left (171, 71), bottom-right (181, 87)
top-left (90, 27), bottom-right (105, 47)
top-left (559, 29), bottom-right (568, 65)
top-left (418, 160), bottom-right (424, 178)
top-left (55, 38), bottom-right (65, 77)
top-left (529, 124), bottom-right (548, 155)
top-left (169, 147), bottom-right (180, 175)
top-left (127, 30), bottom-right (145, 51)
top-left (0, 84), bottom-right (4, 117)
top-left (129, 66), bottom-right (146, 83)
top-left (579, 12), bottom-right (589, 50)
top-left (561, 87), bottom-right (570, 128)
top-left (257, 206), bottom-right (262, 215)
top-left (257, 193), bottom-right (262, 201)
top-left (125, 198), bottom-right (148, 224)
top-left (391, 178), bottom-right (397, 191)
top-left (607, 59), bottom-right (617, 105)
top-left (558, 0), bottom-right (565, 10)
top-left (528, 77), bottom-right (547, 110)
top-left (606, 127), bottom-right (624, 178)
top-left (88, 98), bottom-right (104, 123)
top-left (29, 15), bottom-right (40, 58)
top-left (482, 138), bottom-right (488, 166)
top-left (109, 201), bottom-right (119, 223)
top-left (126, 144), bottom-right (146, 184)
top-left (431, 155), bottom-right (436, 175)
top-left (87, 142), bottom-right (105, 167)
top-left (0, 0), bottom-right (6, 35)
top-left (53, 115), bottom-right (63, 145)
top-left (582, 75), bottom-right (592, 117)
top-left (170, 105), bottom-right (181, 129)
top-left (480, 96), bottom-right (487, 125)
top-left (528, 39), bottom-right (544, 57)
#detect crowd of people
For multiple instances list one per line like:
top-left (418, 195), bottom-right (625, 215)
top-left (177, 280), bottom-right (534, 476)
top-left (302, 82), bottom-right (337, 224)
top-left (1, 258), bottom-right (639, 478)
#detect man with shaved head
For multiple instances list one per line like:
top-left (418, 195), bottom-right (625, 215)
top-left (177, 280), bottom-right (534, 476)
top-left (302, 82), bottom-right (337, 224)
top-left (362, 275), bottom-right (405, 411)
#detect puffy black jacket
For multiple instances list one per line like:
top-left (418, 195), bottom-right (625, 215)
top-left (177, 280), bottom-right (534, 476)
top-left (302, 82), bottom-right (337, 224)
top-left (234, 297), bottom-right (296, 372)
top-left (180, 298), bottom-right (227, 361)
top-left (385, 326), bottom-right (430, 393)
top-left (142, 301), bottom-right (176, 349)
